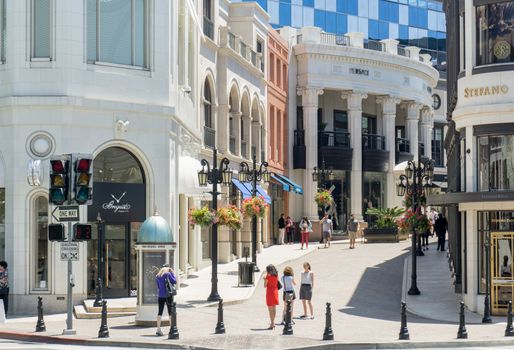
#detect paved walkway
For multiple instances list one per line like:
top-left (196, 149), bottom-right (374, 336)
top-left (2, 238), bottom-right (514, 350)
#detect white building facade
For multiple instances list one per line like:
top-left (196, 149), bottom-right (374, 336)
top-left (0, 0), bottom-right (203, 313)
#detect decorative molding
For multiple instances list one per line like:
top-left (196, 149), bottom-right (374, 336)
top-left (114, 119), bottom-right (130, 139)
top-left (401, 101), bottom-right (422, 119)
top-left (341, 91), bottom-right (368, 110)
top-left (376, 96), bottom-right (401, 115)
top-left (297, 87), bottom-right (324, 107)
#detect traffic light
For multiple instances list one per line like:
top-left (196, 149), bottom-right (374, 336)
top-left (48, 223), bottom-right (66, 241)
top-left (73, 155), bottom-right (93, 205)
top-left (49, 156), bottom-right (70, 205)
top-left (74, 223), bottom-right (92, 241)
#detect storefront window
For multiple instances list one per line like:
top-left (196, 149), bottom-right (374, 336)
top-left (478, 211), bottom-right (514, 294)
top-left (476, 2), bottom-right (514, 66)
top-left (432, 125), bottom-right (444, 167)
top-left (363, 172), bottom-right (386, 222)
top-left (34, 196), bottom-right (49, 290)
top-left (478, 135), bottom-right (514, 191)
top-left (322, 171), bottom-right (350, 231)
top-left (93, 147), bottom-right (144, 184)
top-left (142, 251), bottom-right (165, 304)
top-left (0, 188), bottom-right (4, 262)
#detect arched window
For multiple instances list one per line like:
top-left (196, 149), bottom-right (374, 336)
top-left (93, 147), bottom-right (144, 184)
top-left (204, 80), bottom-right (215, 148)
top-left (33, 195), bottom-right (49, 290)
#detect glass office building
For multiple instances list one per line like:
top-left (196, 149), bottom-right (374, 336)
top-left (239, 0), bottom-right (446, 73)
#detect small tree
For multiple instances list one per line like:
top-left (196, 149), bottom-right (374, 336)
top-left (366, 207), bottom-right (405, 229)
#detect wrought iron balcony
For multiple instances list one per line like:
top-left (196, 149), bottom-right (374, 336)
top-left (318, 131), bottom-right (352, 170)
top-left (362, 134), bottom-right (386, 150)
top-left (204, 126), bottom-right (215, 149)
top-left (362, 134), bottom-right (389, 172)
top-left (319, 131), bottom-right (351, 148)
top-left (395, 137), bottom-right (413, 164)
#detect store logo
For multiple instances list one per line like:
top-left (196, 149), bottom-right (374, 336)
top-left (349, 68), bottom-right (369, 76)
top-left (102, 192), bottom-right (131, 213)
top-left (464, 85), bottom-right (509, 98)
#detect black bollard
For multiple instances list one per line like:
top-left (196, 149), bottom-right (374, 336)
top-left (98, 300), bottom-right (109, 338)
top-left (282, 300), bottom-right (293, 335)
top-left (457, 301), bottom-right (468, 339)
top-left (35, 296), bottom-right (46, 332)
top-left (215, 299), bottom-right (226, 334)
top-left (399, 301), bottom-right (409, 340)
top-left (168, 301), bottom-right (179, 340)
top-left (322, 302), bottom-right (334, 341)
top-left (506, 301), bottom-right (514, 337)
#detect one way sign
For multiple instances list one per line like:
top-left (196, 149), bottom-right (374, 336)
top-left (52, 205), bottom-right (79, 222)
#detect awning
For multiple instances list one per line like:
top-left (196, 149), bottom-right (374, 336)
top-left (232, 178), bottom-right (272, 204)
top-left (232, 178), bottom-right (252, 199)
top-left (178, 156), bottom-right (211, 196)
top-left (432, 181), bottom-right (448, 189)
top-left (273, 173), bottom-right (303, 194)
top-left (256, 184), bottom-right (272, 204)
top-left (271, 174), bottom-right (291, 192)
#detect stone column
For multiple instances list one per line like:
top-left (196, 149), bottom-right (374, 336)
top-left (297, 87), bottom-right (324, 220)
top-left (217, 104), bottom-right (230, 153)
top-left (342, 91), bottom-right (367, 220)
top-left (231, 111), bottom-right (242, 156)
top-left (254, 121), bottom-right (262, 163)
top-left (243, 115), bottom-right (252, 159)
top-left (377, 96), bottom-right (401, 208)
top-left (404, 102), bottom-right (421, 161)
top-left (420, 106), bottom-right (434, 158)
top-left (179, 194), bottom-right (188, 274)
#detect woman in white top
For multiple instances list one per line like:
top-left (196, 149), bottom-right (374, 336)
top-left (299, 262), bottom-right (314, 319)
top-left (280, 266), bottom-right (296, 325)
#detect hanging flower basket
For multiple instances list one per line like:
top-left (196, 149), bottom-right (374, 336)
top-left (315, 189), bottom-right (333, 208)
top-left (396, 208), bottom-right (431, 234)
top-left (188, 207), bottom-right (217, 227)
top-left (242, 196), bottom-right (268, 219)
top-left (217, 205), bottom-right (243, 231)
top-left (404, 188), bottom-right (426, 208)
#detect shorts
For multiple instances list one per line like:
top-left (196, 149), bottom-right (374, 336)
top-left (323, 231), bottom-right (331, 240)
top-left (157, 297), bottom-right (172, 316)
top-left (299, 284), bottom-right (312, 300)
top-left (283, 290), bottom-right (296, 301)
top-left (349, 231), bottom-right (356, 240)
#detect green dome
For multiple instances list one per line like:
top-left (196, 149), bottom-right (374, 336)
top-left (138, 213), bottom-right (174, 244)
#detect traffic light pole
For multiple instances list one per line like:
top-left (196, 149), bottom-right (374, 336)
top-left (63, 221), bottom-right (76, 335)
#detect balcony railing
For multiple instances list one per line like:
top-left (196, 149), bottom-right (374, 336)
top-left (203, 16), bottom-right (214, 40)
top-left (250, 50), bottom-right (257, 66)
top-left (240, 42), bottom-right (247, 59)
top-left (229, 136), bottom-right (236, 154)
top-left (397, 46), bottom-right (410, 57)
top-left (318, 131), bottom-right (351, 148)
top-left (365, 40), bottom-right (384, 52)
top-left (204, 126), bottom-right (215, 149)
top-left (228, 32), bottom-right (236, 50)
top-left (395, 138), bottom-right (411, 153)
top-left (320, 32), bottom-right (349, 46)
top-left (362, 134), bottom-right (386, 150)
top-left (241, 141), bottom-right (248, 158)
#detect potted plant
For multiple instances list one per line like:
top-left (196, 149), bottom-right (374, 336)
top-left (217, 205), bottom-right (243, 231)
top-left (242, 196), bottom-right (268, 219)
top-left (363, 207), bottom-right (404, 243)
top-left (315, 189), bottom-right (333, 208)
top-left (188, 207), bottom-right (216, 228)
top-left (397, 208), bottom-right (431, 235)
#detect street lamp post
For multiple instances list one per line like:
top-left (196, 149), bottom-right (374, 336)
top-left (483, 235), bottom-right (492, 323)
top-left (93, 212), bottom-right (104, 307)
top-left (239, 154), bottom-right (270, 272)
top-left (396, 157), bottom-right (434, 296)
top-left (312, 159), bottom-right (335, 188)
top-left (198, 148), bottom-right (233, 302)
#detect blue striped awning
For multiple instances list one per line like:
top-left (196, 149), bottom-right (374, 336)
top-left (232, 178), bottom-right (272, 204)
top-left (232, 178), bottom-right (251, 199)
top-left (256, 184), bottom-right (272, 204)
top-left (271, 174), bottom-right (291, 192)
top-left (272, 173), bottom-right (303, 194)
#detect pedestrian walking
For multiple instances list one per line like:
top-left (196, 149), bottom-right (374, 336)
top-left (285, 216), bottom-right (294, 244)
top-left (0, 261), bottom-right (8, 316)
top-left (264, 264), bottom-right (280, 329)
top-left (280, 266), bottom-right (296, 324)
top-left (278, 213), bottom-right (286, 245)
top-left (155, 264), bottom-right (177, 336)
top-left (347, 214), bottom-right (359, 249)
top-left (434, 213), bottom-right (448, 252)
top-left (320, 213), bottom-right (333, 248)
top-left (429, 208), bottom-right (438, 236)
top-left (299, 217), bottom-right (312, 249)
top-left (299, 262), bottom-right (314, 319)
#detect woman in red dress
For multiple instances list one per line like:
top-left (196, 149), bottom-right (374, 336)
top-left (264, 264), bottom-right (279, 329)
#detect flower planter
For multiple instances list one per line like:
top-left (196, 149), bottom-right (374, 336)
top-left (363, 227), bottom-right (399, 243)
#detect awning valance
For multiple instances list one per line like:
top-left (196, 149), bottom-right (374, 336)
top-left (271, 174), bottom-right (291, 192)
top-left (232, 178), bottom-right (272, 204)
top-left (272, 173), bottom-right (303, 194)
top-left (232, 178), bottom-right (251, 198)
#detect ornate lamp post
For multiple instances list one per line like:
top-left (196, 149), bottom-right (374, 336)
top-left (238, 154), bottom-right (270, 272)
top-left (311, 159), bottom-right (335, 188)
top-left (483, 235), bottom-right (492, 323)
top-left (396, 158), bottom-right (434, 295)
top-left (93, 212), bottom-right (104, 307)
top-left (198, 149), bottom-right (233, 301)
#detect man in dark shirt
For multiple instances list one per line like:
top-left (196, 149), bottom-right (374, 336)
top-left (278, 214), bottom-right (286, 245)
top-left (434, 213), bottom-right (448, 251)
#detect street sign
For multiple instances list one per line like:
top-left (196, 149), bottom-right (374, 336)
top-left (52, 205), bottom-right (80, 222)
top-left (60, 242), bottom-right (79, 261)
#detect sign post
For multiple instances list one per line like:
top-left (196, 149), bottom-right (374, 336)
top-left (62, 221), bottom-right (76, 335)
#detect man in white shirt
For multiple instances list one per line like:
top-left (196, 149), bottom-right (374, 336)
top-left (320, 213), bottom-right (333, 248)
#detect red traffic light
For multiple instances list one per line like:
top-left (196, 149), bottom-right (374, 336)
top-left (50, 160), bottom-right (68, 174)
top-left (76, 158), bottom-right (92, 172)
top-left (74, 224), bottom-right (92, 241)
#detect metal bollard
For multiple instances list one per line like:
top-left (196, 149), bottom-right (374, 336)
top-left (322, 302), bottom-right (334, 341)
top-left (282, 300), bottom-right (293, 335)
top-left (168, 301), bottom-right (179, 340)
top-left (35, 296), bottom-right (46, 332)
top-left (506, 301), bottom-right (514, 337)
top-left (98, 300), bottom-right (109, 338)
top-left (215, 299), bottom-right (226, 334)
top-left (457, 301), bottom-right (468, 339)
top-left (398, 301), bottom-right (409, 340)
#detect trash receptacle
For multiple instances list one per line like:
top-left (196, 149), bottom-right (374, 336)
top-left (238, 262), bottom-right (255, 286)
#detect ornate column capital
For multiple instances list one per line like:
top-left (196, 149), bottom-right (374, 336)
top-left (401, 101), bottom-right (421, 120)
top-left (341, 91), bottom-right (368, 111)
top-left (420, 106), bottom-right (434, 126)
top-left (297, 87), bottom-right (324, 107)
top-left (376, 95), bottom-right (401, 115)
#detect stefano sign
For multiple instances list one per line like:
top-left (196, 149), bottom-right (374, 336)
top-left (464, 85), bottom-right (509, 98)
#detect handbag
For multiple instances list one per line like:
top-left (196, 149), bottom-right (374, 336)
top-left (277, 279), bottom-right (282, 290)
top-left (165, 277), bottom-right (177, 296)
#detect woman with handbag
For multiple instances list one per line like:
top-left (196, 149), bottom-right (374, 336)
top-left (300, 217), bottom-right (312, 249)
top-left (264, 264), bottom-right (279, 329)
top-left (280, 266), bottom-right (296, 324)
top-left (155, 264), bottom-right (177, 336)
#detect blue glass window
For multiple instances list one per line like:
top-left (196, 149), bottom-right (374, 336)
top-left (389, 2), bottom-right (399, 22)
top-left (314, 9), bottom-right (325, 28)
top-left (418, 8), bottom-right (427, 28)
top-left (279, 2), bottom-right (291, 25)
top-left (292, 5), bottom-right (303, 27)
top-left (304, 0), bottom-right (314, 7)
top-left (428, 29), bottom-right (437, 50)
top-left (379, 0), bottom-right (388, 21)
top-left (303, 6), bottom-right (314, 26)
top-left (399, 24), bottom-right (409, 44)
top-left (280, 0), bottom-right (291, 3)
top-left (408, 6), bottom-right (418, 27)
top-left (399, 4), bottom-right (408, 25)
top-left (336, 13), bottom-right (347, 34)
top-left (378, 20), bottom-right (389, 39)
top-left (369, 19), bottom-right (379, 39)
top-left (336, 0), bottom-right (347, 13)
top-left (347, 0), bottom-right (358, 15)
top-left (268, 0), bottom-right (279, 23)
top-left (256, 0), bottom-right (267, 11)
top-left (326, 11), bottom-right (337, 33)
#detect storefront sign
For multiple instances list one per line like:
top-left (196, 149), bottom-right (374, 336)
top-left (349, 68), bottom-right (369, 76)
top-left (464, 85), bottom-right (509, 98)
top-left (88, 182), bottom-right (146, 222)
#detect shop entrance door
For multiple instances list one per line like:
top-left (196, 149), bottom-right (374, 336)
top-left (103, 224), bottom-right (128, 297)
top-left (491, 231), bottom-right (514, 315)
